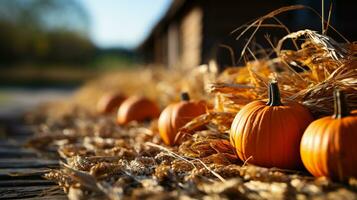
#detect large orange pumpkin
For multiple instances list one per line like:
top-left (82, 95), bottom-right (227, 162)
top-left (117, 96), bottom-right (160, 125)
top-left (97, 92), bottom-right (126, 114)
top-left (158, 92), bottom-right (206, 145)
top-left (300, 90), bottom-right (357, 181)
top-left (230, 82), bottom-right (313, 169)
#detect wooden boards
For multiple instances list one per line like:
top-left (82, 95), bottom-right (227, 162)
top-left (0, 117), bottom-right (66, 199)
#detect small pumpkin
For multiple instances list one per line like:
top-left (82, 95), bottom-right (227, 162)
top-left (230, 82), bottom-right (313, 169)
top-left (300, 90), bottom-right (357, 181)
top-left (117, 96), bottom-right (160, 125)
top-left (97, 92), bottom-right (126, 114)
top-left (158, 92), bottom-right (206, 145)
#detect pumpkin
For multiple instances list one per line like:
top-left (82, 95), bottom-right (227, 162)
top-left (97, 92), bottom-right (126, 114)
top-left (300, 90), bottom-right (357, 181)
top-left (117, 96), bottom-right (160, 125)
top-left (158, 92), bottom-right (206, 145)
top-left (230, 82), bottom-right (313, 169)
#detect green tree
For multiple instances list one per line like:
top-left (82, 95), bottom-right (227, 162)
top-left (0, 0), bottom-right (94, 65)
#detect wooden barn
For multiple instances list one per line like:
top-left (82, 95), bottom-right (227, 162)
top-left (139, 0), bottom-right (357, 69)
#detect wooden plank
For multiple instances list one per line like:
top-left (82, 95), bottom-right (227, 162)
top-left (0, 147), bottom-right (38, 158)
top-left (0, 179), bottom-right (55, 187)
top-left (6, 125), bottom-right (33, 136)
top-left (0, 168), bottom-right (49, 177)
top-left (0, 185), bottom-right (66, 199)
top-left (0, 169), bottom-right (50, 181)
top-left (21, 195), bottom-right (68, 200)
top-left (0, 158), bottom-right (58, 169)
top-left (0, 117), bottom-right (67, 199)
top-left (0, 139), bottom-right (22, 148)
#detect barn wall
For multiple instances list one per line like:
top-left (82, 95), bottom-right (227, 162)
top-left (141, 0), bottom-right (357, 69)
top-left (168, 22), bottom-right (180, 68)
top-left (146, 1), bottom-right (203, 69)
top-left (152, 32), bottom-right (168, 66)
top-left (201, 0), bottom-right (288, 68)
top-left (179, 6), bottom-right (203, 69)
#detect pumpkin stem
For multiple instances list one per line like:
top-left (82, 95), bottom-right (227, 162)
top-left (333, 89), bottom-right (350, 118)
top-left (267, 82), bottom-right (283, 106)
top-left (181, 92), bottom-right (190, 101)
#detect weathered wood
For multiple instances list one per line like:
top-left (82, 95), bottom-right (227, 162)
top-left (0, 179), bottom-right (55, 187)
top-left (0, 117), bottom-right (67, 199)
top-left (180, 7), bottom-right (202, 69)
top-left (0, 139), bottom-right (22, 148)
top-left (0, 158), bottom-right (58, 169)
top-left (0, 185), bottom-right (66, 199)
top-left (0, 147), bottom-right (38, 158)
top-left (0, 168), bottom-right (51, 182)
top-left (0, 168), bottom-right (49, 177)
top-left (21, 195), bottom-right (68, 200)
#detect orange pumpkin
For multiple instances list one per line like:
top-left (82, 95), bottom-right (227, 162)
top-left (97, 92), bottom-right (126, 114)
top-left (117, 96), bottom-right (160, 125)
top-left (230, 82), bottom-right (313, 169)
top-left (300, 90), bottom-right (357, 181)
top-left (158, 92), bottom-right (206, 145)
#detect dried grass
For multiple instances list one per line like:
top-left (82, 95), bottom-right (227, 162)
top-left (25, 6), bottom-right (357, 200)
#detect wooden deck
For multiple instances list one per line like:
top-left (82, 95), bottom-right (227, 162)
top-left (0, 116), bottom-right (67, 199)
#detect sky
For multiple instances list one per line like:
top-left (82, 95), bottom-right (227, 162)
top-left (77, 0), bottom-right (172, 49)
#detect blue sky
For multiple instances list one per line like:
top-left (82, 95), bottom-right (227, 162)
top-left (77, 0), bottom-right (172, 49)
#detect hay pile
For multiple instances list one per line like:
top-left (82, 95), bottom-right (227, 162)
top-left (26, 7), bottom-right (357, 200)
